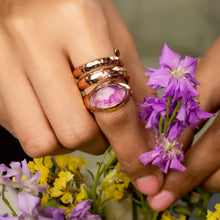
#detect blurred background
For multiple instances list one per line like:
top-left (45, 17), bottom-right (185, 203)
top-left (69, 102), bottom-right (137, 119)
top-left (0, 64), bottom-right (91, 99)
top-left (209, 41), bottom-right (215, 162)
top-left (113, 0), bottom-right (220, 67)
top-left (1, 0), bottom-right (220, 218)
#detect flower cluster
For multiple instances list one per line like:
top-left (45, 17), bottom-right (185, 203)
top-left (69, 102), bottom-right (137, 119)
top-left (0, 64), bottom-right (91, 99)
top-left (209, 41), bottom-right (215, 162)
top-left (139, 43), bottom-right (214, 173)
top-left (28, 155), bottom-right (87, 212)
top-left (102, 162), bottom-right (131, 200)
top-left (0, 157), bottom-right (101, 219)
top-left (0, 149), bottom-right (218, 220)
top-left (0, 148), bottom-right (133, 219)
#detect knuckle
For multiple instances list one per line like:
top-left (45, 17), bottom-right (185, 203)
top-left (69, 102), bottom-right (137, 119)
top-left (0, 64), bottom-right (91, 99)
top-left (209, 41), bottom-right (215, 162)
top-left (59, 0), bottom-right (106, 26)
top-left (57, 122), bottom-right (99, 149)
top-left (19, 131), bottom-right (57, 158)
top-left (4, 13), bottom-right (31, 37)
top-left (2, 2), bottom-right (29, 32)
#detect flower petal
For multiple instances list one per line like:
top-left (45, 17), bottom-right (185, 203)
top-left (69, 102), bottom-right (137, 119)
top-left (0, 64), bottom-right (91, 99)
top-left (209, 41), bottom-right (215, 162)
top-left (180, 56), bottom-right (198, 76)
top-left (159, 43), bottom-right (181, 69)
top-left (17, 191), bottom-right (40, 215)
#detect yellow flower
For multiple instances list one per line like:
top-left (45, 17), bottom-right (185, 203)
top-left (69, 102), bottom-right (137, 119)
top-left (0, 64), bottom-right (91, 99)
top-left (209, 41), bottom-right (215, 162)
top-left (44, 156), bottom-right (53, 169)
top-left (75, 185), bottom-right (88, 204)
top-left (207, 203), bottom-right (220, 220)
top-left (67, 156), bottom-right (87, 172)
top-left (54, 155), bottom-right (69, 170)
top-left (50, 171), bottom-right (74, 198)
top-left (160, 210), bottom-right (186, 220)
top-left (54, 154), bottom-right (87, 173)
top-left (28, 157), bottom-right (52, 185)
top-left (41, 193), bottom-right (50, 204)
top-left (61, 192), bottom-right (73, 204)
top-left (103, 163), bottom-right (131, 200)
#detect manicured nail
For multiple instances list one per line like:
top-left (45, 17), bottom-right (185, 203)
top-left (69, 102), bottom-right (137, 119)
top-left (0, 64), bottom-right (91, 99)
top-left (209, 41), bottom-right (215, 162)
top-left (135, 175), bottom-right (160, 195)
top-left (150, 190), bottom-right (175, 211)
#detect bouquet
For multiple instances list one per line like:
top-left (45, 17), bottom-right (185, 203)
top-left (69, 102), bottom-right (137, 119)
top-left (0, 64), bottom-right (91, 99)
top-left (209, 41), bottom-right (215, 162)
top-left (0, 44), bottom-right (218, 220)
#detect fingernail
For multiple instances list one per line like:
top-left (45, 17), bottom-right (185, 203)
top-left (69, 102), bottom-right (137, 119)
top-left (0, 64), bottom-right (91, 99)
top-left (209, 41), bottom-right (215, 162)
top-left (150, 190), bottom-right (175, 211)
top-left (135, 175), bottom-right (160, 195)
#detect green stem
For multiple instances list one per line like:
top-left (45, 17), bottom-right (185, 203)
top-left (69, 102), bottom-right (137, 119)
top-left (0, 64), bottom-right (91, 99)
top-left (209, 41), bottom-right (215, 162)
top-left (140, 193), bottom-right (151, 220)
top-left (163, 97), bottom-right (171, 135)
top-left (159, 115), bottom-right (164, 141)
top-left (132, 199), bottom-right (138, 220)
top-left (92, 147), bottom-right (112, 200)
top-left (1, 186), bottom-right (18, 217)
top-left (92, 147), bottom-right (116, 215)
top-left (168, 100), bottom-right (182, 125)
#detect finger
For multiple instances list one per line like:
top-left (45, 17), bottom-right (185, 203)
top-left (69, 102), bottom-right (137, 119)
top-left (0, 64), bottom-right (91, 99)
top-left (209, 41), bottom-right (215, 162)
top-left (0, 99), bottom-right (14, 135)
top-left (148, 112), bottom-right (220, 211)
top-left (201, 168), bottom-right (220, 193)
top-left (7, 1), bottom-right (109, 155)
top-left (195, 36), bottom-right (220, 113)
top-left (67, 0), bottom-right (163, 195)
top-left (0, 31), bottom-right (59, 157)
top-left (98, 0), bottom-right (164, 194)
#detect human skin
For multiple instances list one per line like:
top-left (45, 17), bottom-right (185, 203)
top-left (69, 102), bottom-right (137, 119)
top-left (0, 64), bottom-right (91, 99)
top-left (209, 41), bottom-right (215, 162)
top-left (0, 0), bottom-right (163, 195)
top-left (0, 0), bottom-right (219, 211)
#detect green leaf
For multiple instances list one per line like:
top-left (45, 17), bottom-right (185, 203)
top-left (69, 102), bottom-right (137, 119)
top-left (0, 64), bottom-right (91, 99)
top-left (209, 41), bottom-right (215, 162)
top-left (86, 169), bottom-right (95, 181)
top-left (172, 204), bottom-right (196, 217)
top-left (41, 199), bottom-right (59, 208)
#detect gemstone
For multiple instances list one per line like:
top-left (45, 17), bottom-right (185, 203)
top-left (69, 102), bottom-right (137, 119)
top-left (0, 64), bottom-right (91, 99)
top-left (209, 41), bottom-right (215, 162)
top-left (88, 84), bottom-right (129, 110)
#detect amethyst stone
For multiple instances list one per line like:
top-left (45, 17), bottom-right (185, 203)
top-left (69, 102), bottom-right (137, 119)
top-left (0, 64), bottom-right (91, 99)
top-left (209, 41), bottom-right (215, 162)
top-left (89, 84), bottom-right (129, 110)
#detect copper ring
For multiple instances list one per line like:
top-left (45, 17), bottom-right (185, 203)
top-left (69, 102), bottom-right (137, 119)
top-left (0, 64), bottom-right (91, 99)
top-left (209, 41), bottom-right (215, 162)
top-left (77, 67), bottom-right (129, 91)
top-left (73, 57), bottom-right (123, 78)
top-left (73, 49), bottom-right (123, 78)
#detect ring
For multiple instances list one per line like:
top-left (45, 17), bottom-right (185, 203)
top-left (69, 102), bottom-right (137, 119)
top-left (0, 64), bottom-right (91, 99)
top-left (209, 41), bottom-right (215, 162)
top-left (73, 56), bottom-right (123, 78)
top-left (83, 79), bottom-right (132, 112)
top-left (77, 66), bottom-right (129, 91)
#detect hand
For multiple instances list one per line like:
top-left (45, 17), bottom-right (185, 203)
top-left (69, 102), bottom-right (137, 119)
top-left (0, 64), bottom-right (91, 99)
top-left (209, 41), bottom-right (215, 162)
top-left (147, 37), bottom-right (220, 211)
top-left (0, 0), bottom-right (163, 194)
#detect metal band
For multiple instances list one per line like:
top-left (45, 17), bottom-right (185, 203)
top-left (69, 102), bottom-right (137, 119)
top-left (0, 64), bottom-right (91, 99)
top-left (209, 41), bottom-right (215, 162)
top-left (73, 56), bottom-right (124, 78)
top-left (77, 67), bottom-right (129, 91)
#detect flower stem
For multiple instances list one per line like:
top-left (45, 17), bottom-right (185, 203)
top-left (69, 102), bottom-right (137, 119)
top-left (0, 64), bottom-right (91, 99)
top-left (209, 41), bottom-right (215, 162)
top-left (132, 199), bottom-right (138, 220)
top-left (164, 96), bottom-right (171, 135)
top-left (159, 115), bottom-right (164, 141)
top-left (1, 185), bottom-right (18, 217)
top-left (92, 147), bottom-right (111, 199)
top-left (168, 99), bottom-right (182, 125)
top-left (92, 147), bottom-right (116, 214)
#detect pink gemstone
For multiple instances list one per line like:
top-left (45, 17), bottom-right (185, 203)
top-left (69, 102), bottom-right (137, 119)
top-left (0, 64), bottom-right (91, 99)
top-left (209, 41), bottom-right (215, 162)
top-left (89, 84), bottom-right (128, 109)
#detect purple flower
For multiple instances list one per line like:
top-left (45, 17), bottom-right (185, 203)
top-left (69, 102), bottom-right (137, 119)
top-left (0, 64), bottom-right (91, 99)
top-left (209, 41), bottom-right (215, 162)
top-left (38, 207), bottom-right (66, 220)
top-left (67, 200), bottom-right (101, 220)
top-left (176, 98), bottom-right (214, 128)
top-left (5, 159), bottom-right (47, 195)
top-left (147, 43), bottom-right (199, 103)
top-left (0, 164), bottom-right (11, 185)
top-left (167, 120), bottom-right (183, 142)
top-left (0, 215), bottom-right (19, 220)
top-left (139, 135), bottom-right (186, 174)
top-left (18, 191), bottom-right (40, 219)
top-left (17, 191), bottom-right (66, 220)
top-left (138, 97), bottom-right (167, 134)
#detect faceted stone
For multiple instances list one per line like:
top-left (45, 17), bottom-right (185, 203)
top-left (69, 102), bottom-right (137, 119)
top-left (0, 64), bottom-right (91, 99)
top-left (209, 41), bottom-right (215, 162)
top-left (89, 84), bottom-right (128, 109)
